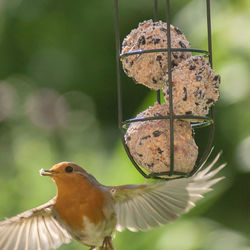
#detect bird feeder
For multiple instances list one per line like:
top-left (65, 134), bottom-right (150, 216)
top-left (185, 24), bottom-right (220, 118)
top-left (114, 0), bottom-right (217, 180)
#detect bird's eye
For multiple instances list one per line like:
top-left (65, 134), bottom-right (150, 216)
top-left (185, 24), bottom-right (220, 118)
top-left (65, 166), bottom-right (73, 173)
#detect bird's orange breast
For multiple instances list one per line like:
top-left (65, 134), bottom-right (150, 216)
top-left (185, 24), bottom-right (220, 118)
top-left (54, 175), bottom-right (107, 231)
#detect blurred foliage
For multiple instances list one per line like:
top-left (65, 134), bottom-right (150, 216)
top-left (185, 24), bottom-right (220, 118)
top-left (0, 0), bottom-right (249, 249)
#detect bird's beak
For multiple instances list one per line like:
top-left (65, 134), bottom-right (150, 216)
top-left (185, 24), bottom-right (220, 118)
top-left (40, 169), bottom-right (55, 177)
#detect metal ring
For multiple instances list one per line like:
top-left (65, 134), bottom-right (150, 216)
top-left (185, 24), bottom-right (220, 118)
top-left (120, 48), bottom-right (209, 59)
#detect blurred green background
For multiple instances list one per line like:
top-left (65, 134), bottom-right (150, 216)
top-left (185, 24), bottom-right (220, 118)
top-left (0, 0), bottom-right (249, 249)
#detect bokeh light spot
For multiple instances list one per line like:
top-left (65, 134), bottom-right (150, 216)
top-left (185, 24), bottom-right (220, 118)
top-left (60, 91), bottom-right (96, 132)
top-left (0, 82), bottom-right (17, 122)
top-left (219, 60), bottom-right (249, 104)
top-left (236, 136), bottom-right (250, 172)
top-left (25, 88), bottom-right (67, 130)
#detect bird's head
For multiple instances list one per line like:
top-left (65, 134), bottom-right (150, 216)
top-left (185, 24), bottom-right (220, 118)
top-left (40, 162), bottom-right (84, 178)
top-left (40, 162), bottom-right (99, 187)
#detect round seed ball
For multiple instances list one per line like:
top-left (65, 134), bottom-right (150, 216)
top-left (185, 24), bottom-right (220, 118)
top-left (125, 103), bottom-right (198, 173)
top-left (163, 55), bottom-right (220, 118)
top-left (121, 20), bottom-right (191, 90)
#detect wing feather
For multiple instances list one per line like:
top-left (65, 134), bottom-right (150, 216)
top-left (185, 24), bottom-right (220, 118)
top-left (25, 218), bottom-right (32, 250)
top-left (13, 220), bottom-right (26, 250)
top-left (112, 152), bottom-right (226, 232)
top-left (124, 200), bottom-right (139, 231)
top-left (0, 198), bottom-right (71, 250)
top-left (127, 196), bottom-right (150, 230)
top-left (41, 216), bottom-right (54, 247)
top-left (139, 193), bottom-right (165, 224)
top-left (133, 196), bottom-right (156, 230)
top-left (3, 223), bottom-right (19, 250)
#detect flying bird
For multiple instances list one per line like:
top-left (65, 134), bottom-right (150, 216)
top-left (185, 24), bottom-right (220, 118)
top-left (0, 153), bottom-right (225, 250)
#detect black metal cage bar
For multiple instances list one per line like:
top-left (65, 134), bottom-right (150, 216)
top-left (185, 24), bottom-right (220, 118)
top-left (114, 0), bottom-right (215, 180)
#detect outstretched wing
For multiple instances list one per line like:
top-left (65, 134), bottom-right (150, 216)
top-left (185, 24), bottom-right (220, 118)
top-left (0, 198), bottom-right (71, 250)
top-left (112, 152), bottom-right (226, 232)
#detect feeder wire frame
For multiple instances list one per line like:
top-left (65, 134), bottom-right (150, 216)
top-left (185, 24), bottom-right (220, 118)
top-left (114, 0), bottom-right (215, 180)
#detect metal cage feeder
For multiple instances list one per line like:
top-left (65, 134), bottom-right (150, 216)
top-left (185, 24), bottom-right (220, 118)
top-left (114, 0), bottom-right (215, 180)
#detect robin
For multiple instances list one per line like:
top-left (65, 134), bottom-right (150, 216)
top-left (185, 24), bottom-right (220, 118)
top-left (0, 152), bottom-right (225, 250)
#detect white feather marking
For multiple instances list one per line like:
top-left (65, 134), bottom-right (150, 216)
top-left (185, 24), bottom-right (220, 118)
top-left (0, 225), bottom-right (13, 246)
top-left (139, 193), bottom-right (167, 225)
top-left (36, 216), bottom-right (42, 250)
top-left (3, 223), bottom-right (19, 250)
top-left (42, 216), bottom-right (54, 248)
top-left (50, 217), bottom-right (66, 243)
top-left (13, 222), bottom-right (26, 250)
top-left (24, 218), bottom-right (32, 250)
top-left (79, 217), bottom-right (112, 247)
